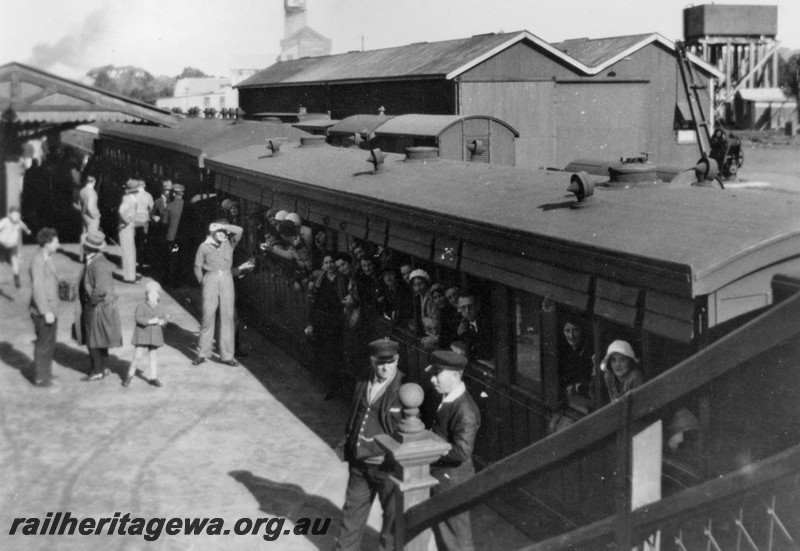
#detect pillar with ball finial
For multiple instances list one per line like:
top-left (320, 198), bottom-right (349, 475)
top-left (375, 382), bottom-right (451, 551)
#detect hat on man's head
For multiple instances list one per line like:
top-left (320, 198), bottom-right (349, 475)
top-left (425, 350), bottom-right (468, 373)
top-left (409, 269), bottom-right (430, 283)
top-left (145, 280), bottom-right (162, 294)
top-left (209, 222), bottom-right (225, 234)
top-left (172, 184), bottom-right (185, 193)
top-left (369, 338), bottom-right (399, 360)
top-left (221, 199), bottom-right (232, 210)
top-left (162, 180), bottom-right (173, 190)
top-left (125, 179), bottom-right (139, 193)
top-left (275, 210), bottom-right (289, 221)
top-left (82, 230), bottom-right (107, 251)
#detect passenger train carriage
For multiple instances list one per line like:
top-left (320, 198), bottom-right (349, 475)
top-left (89, 120), bottom-right (800, 548)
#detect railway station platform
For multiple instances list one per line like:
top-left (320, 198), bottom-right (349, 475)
top-left (0, 244), bottom-right (528, 550)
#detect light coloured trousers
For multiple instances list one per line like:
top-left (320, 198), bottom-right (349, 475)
top-left (197, 270), bottom-right (235, 361)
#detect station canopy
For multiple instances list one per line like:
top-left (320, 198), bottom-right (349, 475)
top-left (0, 62), bottom-right (176, 139)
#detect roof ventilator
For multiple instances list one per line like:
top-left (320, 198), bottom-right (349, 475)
top-left (367, 149), bottom-right (386, 172)
top-left (568, 172), bottom-right (595, 209)
top-left (266, 139), bottom-right (282, 155)
top-left (468, 139), bottom-right (486, 158)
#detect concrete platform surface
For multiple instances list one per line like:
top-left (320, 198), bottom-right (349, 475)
top-left (0, 244), bottom-right (530, 551)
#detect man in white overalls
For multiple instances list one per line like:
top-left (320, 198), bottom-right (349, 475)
top-left (192, 221), bottom-right (243, 366)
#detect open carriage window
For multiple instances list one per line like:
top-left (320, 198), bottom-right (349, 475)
top-left (513, 291), bottom-right (544, 393)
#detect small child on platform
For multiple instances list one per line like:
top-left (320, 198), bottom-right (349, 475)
top-left (124, 280), bottom-right (167, 388)
top-left (0, 206), bottom-right (32, 288)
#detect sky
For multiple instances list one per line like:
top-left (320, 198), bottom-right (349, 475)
top-left (1, 0), bottom-right (798, 82)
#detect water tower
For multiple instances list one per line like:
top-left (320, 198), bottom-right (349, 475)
top-left (683, 4), bottom-right (780, 125)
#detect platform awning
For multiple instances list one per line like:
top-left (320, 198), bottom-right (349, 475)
top-left (0, 62), bottom-right (177, 133)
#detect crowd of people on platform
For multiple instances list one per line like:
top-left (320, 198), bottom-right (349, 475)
top-left (9, 157), bottom-right (702, 550)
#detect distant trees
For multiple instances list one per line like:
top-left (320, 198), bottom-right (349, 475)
top-left (87, 65), bottom-right (216, 105)
top-left (177, 67), bottom-right (210, 79)
top-left (779, 53), bottom-right (799, 104)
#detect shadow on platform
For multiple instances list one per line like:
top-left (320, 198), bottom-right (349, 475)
top-left (230, 470), bottom-right (358, 550)
top-left (53, 342), bottom-right (128, 380)
top-left (0, 341), bottom-right (34, 382)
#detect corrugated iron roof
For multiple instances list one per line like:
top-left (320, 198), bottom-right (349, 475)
top-left (553, 34), bottom-right (653, 67)
top-left (236, 30), bottom-right (722, 89)
top-left (237, 32), bottom-right (523, 86)
top-left (0, 62), bottom-right (176, 127)
top-left (374, 114), bottom-right (519, 138)
top-left (206, 142), bottom-right (798, 297)
top-left (98, 118), bottom-right (309, 166)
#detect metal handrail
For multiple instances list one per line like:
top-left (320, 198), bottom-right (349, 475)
top-left (403, 290), bottom-right (800, 543)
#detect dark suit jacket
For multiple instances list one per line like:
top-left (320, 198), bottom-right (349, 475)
top-left (431, 390), bottom-right (481, 473)
top-left (457, 314), bottom-right (494, 361)
top-left (344, 373), bottom-right (403, 463)
top-left (29, 249), bottom-right (60, 317)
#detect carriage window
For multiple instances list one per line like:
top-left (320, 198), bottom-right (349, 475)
top-left (514, 291), bottom-right (543, 391)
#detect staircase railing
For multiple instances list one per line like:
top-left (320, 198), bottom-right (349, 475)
top-left (399, 290), bottom-right (800, 549)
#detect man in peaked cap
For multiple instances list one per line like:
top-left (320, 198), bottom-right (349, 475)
top-left (426, 350), bottom-right (481, 551)
top-left (335, 338), bottom-right (403, 551)
top-left (162, 183), bottom-right (185, 285)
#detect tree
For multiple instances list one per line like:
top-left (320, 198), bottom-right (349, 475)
top-left (177, 67), bottom-right (211, 79)
top-left (778, 53), bottom-right (799, 102)
top-left (89, 65), bottom-right (176, 104)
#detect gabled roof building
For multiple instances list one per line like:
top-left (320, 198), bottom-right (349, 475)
top-left (237, 31), bottom-right (722, 170)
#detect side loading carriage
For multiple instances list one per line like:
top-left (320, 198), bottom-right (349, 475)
top-left (93, 125), bottom-right (800, 549)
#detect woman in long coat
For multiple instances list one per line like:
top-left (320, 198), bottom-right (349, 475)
top-left (75, 230), bottom-right (123, 380)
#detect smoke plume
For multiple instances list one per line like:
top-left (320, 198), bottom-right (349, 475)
top-left (27, 8), bottom-right (111, 74)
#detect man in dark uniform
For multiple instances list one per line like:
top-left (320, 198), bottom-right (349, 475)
top-left (335, 339), bottom-right (403, 551)
top-left (426, 350), bottom-right (481, 551)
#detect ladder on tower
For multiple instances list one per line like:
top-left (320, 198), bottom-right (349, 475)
top-left (675, 41), bottom-right (712, 159)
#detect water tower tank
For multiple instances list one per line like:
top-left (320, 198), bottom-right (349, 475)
top-left (683, 4), bottom-right (778, 40)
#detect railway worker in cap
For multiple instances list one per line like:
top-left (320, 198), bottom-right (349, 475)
top-left (335, 338), bottom-right (403, 551)
top-left (134, 179), bottom-right (154, 267)
top-left (118, 179), bottom-right (140, 283)
top-left (192, 219), bottom-right (243, 366)
top-left (426, 350), bottom-right (481, 551)
top-left (76, 230), bottom-right (123, 381)
top-left (77, 175), bottom-right (101, 239)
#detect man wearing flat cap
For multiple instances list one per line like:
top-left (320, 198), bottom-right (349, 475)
top-left (426, 350), bottom-right (481, 551)
top-left (335, 338), bottom-right (403, 551)
top-left (162, 183), bottom-right (185, 285)
top-left (193, 219), bottom-right (243, 366)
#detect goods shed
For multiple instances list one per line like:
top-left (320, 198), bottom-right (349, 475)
top-left (237, 31), bottom-right (722, 170)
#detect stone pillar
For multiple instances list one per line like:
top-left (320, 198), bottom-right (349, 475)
top-left (375, 382), bottom-right (450, 551)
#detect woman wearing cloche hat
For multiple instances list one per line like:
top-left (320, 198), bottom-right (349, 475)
top-left (600, 340), bottom-right (644, 402)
